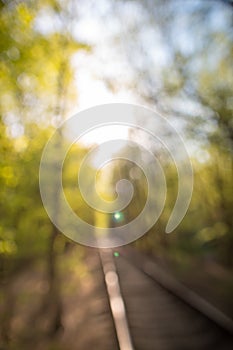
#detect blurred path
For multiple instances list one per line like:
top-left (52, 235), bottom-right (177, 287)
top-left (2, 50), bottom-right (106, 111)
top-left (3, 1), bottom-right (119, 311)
top-left (2, 247), bottom-right (233, 350)
top-left (0, 248), bottom-right (120, 350)
top-left (61, 248), bottom-right (119, 350)
top-left (113, 249), bottom-right (233, 350)
top-left (100, 249), bottom-right (134, 350)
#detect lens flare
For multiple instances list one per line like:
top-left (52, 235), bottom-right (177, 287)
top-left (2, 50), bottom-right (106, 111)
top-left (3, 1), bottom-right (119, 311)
top-left (114, 212), bottom-right (124, 222)
top-left (39, 103), bottom-right (193, 248)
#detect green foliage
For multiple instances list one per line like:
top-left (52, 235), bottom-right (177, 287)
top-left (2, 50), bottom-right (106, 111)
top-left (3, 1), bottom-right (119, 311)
top-left (110, 142), bottom-right (233, 266)
top-left (62, 142), bottom-right (95, 226)
top-left (0, 0), bottom-right (89, 125)
top-left (0, 0), bottom-right (90, 262)
top-left (198, 40), bottom-right (233, 151)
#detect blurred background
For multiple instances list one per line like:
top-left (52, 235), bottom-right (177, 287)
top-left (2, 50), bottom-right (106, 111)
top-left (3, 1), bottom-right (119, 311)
top-left (0, 0), bottom-right (233, 349)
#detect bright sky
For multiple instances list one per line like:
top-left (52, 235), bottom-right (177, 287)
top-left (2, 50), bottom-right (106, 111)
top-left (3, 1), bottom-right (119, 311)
top-left (33, 0), bottom-right (231, 159)
top-left (71, 53), bottom-right (137, 146)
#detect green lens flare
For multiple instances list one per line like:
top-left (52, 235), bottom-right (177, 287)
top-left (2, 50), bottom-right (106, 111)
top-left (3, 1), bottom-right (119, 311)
top-left (113, 212), bottom-right (124, 222)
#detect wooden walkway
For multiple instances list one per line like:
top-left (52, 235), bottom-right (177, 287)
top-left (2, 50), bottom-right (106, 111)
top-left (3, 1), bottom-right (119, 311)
top-left (65, 247), bottom-right (233, 350)
top-left (2, 247), bottom-right (233, 350)
top-left (114, 250), bottom-right (233, 350)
